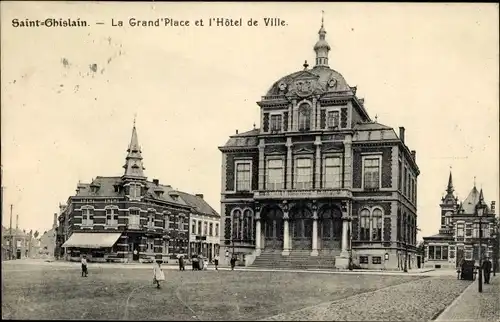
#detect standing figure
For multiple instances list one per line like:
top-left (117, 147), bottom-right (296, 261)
top-left (214, 255), bottom-right (219, 271)
top-left (152, 260), bottom-right (165, 289)
top-left (81, 255), bottom-right (88, 277)
top-left (230, 256), bottom-right (236, 271)
top-left (178, 255), bottom-right (185, 271)
top-left (482, 257), bottom-right (492, 284)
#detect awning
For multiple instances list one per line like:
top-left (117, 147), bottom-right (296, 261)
top-left (62, 233), bottom-right (122, 249)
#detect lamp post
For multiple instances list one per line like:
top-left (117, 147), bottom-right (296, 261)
top-left (476, 195), bottom-right (486, 293)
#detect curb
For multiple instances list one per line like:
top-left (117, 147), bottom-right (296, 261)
top-left (434, 281), bottom-right (476, 321)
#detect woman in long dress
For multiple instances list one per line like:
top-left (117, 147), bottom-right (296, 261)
top-left (152, 260), bottom-right (165, 289)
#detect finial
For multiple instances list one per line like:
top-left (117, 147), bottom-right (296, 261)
top-left (303, 60), bottom-right (309, 69)
top-left (374, 114), bottom-right (378, 122)
top-left (321, 10), bottom-right (324, 28)
top-left (133, 113), bottom-right (137, 127)
top-left (253, 122), bottom-right (256, 129)
top-left (474, 176), bottom-right (476, 188)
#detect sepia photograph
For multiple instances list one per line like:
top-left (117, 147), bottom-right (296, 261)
top-left (1, 1), bottom-right (499, 321)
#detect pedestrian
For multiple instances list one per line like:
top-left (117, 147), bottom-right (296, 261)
top-left (81, 254), bottom-right (88, 277)
top-left (192, 254), bottom-right (199, 271)
top-left (457, 257), bottom-right (465, 280)
top-left (178, 255), bottom-right (185, 271)
top-left (214, 254), bottom-right (219, 271)
top-left (230, 256), bottom-right (236, 271)
top-left (152, 260), bottom-right (165, 289)
top-left (482, 257), bottom-right (492, 284)
top-left (203, 257), bottom-right (209, 270)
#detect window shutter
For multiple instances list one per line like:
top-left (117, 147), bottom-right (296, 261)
top-left (320, 110), bottom-right (326, 129)
top-left (263, 113), bottom-right (270, 132)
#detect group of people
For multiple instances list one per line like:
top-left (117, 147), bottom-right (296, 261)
top-left (457, 256), bottom-right (494, 284)
top-left (176, 254), bottom-right (221, 271)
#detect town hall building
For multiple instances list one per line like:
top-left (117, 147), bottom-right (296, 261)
top-left (219, 20), bottom-right (420, 270)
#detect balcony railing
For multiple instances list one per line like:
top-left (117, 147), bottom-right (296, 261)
top-left (254, 188), bottom-right (352, 200)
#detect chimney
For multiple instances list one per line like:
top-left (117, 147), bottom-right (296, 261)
top-left (236, 129), bottom-right (239, 134)
top-left (153, 179), bottom-right (159, 186)
top-left (411, 150), bottom-right (416, 161)
top-left (399, 127), bottom-right (405, 143)
top-left (195, 194), bottom-right (204, 199)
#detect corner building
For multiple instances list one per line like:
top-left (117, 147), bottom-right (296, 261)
top-left (57, 123), bottom-right (219, 262)
top-left (219, 22), bottom-right (420, 270)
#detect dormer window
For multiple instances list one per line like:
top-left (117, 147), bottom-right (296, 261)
top-left (129, 183), bottom-right (141, 199)
top-left (298, 104), bottom-right (311, 131)
top-left (270, 114), bottom-right (282, 132)
top-left (327, 110), bottom-right (340, 129)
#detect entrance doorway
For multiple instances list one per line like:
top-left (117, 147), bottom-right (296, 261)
top-left (318, 206), bottom-right (342, 253)
top-left (262, 207), bottom-right (284, 250)
top-left (16, 249), bottom-right (21, 259)
top-left (290, 206), bottom-right (313, 250)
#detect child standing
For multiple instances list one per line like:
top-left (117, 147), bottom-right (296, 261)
top-left (81, 255), bottom-right (88, 277)
top-left (152, 260), bottom-right (165, 289)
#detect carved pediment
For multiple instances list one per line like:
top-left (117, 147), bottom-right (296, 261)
top-left (293, 146), bottom-right (314, 154)
top-left (322, 142), bottom-right (344, 152)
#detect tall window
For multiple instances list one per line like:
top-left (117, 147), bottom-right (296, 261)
top-left (197, 221), bottom-right (202, 235)
top-left (398, 160), bottom-right (402, 190)
top-left (243, 209), bottom-right (253, 240)
top-left (147, 211), bottom-right (155, 228)
top-left (106, 208), bottom-right (118, 226)
top-left (191, 220), bottom-right (196, 235)
top-left (323, 157), bottom-right (342, 188)
top-left (82, 208), bottom-right (94, 226)
top-left (235, 162), bottom-right (251, 191)
top-left (363, 157), bottom-right (381, 189)
top-left (456, 223), bottom-right (464, 241)
top-left (327, 110), bottom-right (340, 129)
top-left (128, 209), bottom-right (140, 228)
top-left (270, 114), bottom-right (282, 132)
top-left (215, 223), bottom-right (219, 237)
top-left (371, 209), bottom-right (383, 241)
top-left (465, 223), bottom-right (472, 237)
top-left (360, 209), bottom-right (370, 240)
top-left (204, 221), bottom-right (208, 236)
top-left (232, 209), bottom-right (242, 240)
top-left (209, 223), bottom-right (213, 236)
top-left (294, 158), bottom-right (312, 189)
top-left (298, 104), bottom-right (311, 131)
top-left (129, 183), bottom-right (141, 198)
top-left (266, 159), bottom-right (284, 190)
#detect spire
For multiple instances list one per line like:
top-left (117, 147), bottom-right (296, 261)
top-left (314, 10), bottom-right (331, 67)
top-left (446, 171), bottom-right (454, 195)
top-left (122, 119), bottom-right (146, 180)
top-left (479, 188), bottom-right (484, 204)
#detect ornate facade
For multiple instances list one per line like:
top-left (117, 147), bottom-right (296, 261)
top-left (219, 22), bottom-right (420, 270)
top-left (57, 123), bottom-right (218, 263)
top-left (423, 173), bottom-right (498, 269)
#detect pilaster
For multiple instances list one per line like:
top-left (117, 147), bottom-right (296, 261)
top-left (314, 136), bottom-right (322, 189)
top-left (343, 134), bottom-right (353, 189)
top-left (311, 204), bottom-right (318, 256)
top-left (286, 137), bottom-right (293, 189)
top-left (258, 139), bottom-right (265, 190)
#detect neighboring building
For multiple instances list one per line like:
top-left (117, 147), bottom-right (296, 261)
top-left (2, 226), bottom-right (35, 260)
top-left (178, 192), bottom-right (220, 260)
top-left (38, 214), bottom-right (58, 258)
top-left (219, 21), bottom-right (420, 270)
top-left (56, 122), bottom-right (218, 263)
top-left (423, 173), bottom-right (497, 269)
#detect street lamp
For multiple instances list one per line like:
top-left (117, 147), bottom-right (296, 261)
top-left (476, 196), bottom-right (486, 293)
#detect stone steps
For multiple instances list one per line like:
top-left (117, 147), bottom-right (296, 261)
top-left (252, 250), bottom-right (340, 269)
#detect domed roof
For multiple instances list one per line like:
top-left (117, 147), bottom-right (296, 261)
top-left (265, 65), bottom-right (351, 97)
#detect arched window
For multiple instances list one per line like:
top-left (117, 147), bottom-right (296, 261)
top-left (298, 103), bottom-right (311, 131)
top-left (243, 209), bottom-right (253, 240)
top-left (371, 209), bottom-right (383, 241)
top-left (232, 209), bottom-right (242, 240)
top-left (360, 209), bottom-right (370, 240)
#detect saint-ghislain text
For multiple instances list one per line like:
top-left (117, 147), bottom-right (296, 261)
top-left (12, 18), bottom-right (88, 28)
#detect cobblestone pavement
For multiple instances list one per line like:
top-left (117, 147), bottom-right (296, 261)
top-left (261, 276), bottom-right (472, 321)
top-left (435, 275), bottom-right (500, 322)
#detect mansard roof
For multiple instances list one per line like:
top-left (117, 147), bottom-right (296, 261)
top-left (353, 121), bottom-right (393, 131)
top-left (461, 186), bottom-right (491, 215)
top-left (221, 128), bottom-right (259, 149)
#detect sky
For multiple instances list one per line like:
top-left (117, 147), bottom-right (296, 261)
top-left (1, 2), bottom-right (498, 239)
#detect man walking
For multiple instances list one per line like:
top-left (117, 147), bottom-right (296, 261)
top-left (482, 257), bottom-right (492, 284)
top-left (214, 254), bottom-right (219, 271)
top-left (178, 255), bottom-right (185, 271)
top-left (230, 256), bottom-right (236, 271)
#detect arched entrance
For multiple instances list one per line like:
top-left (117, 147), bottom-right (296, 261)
top-left (290, 206), bottom-right (313, 250)
top-left (318, 206), bottom-right (342, 253)
top-left (262, 207), bottom-right (284, 250)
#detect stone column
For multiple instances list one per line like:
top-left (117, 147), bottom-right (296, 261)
top-left (314, 136), bottom-right (322, 189)
top-left (282, 204), bottom-right (290, 256)
top-left (343, 135), bottom-right (353, 189)
top-left (255, 210), bottom-right (262, 256)
top-left (311, 205), bottom-right (319, 256)
top-left (286, 138), bottom-right (293, 189)
top-left (341, 219), bottom-right (349, 256)
top-left (335, 201), bottom-right (351, 269)
top-left (258, 139), bottom-right (265, 190)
